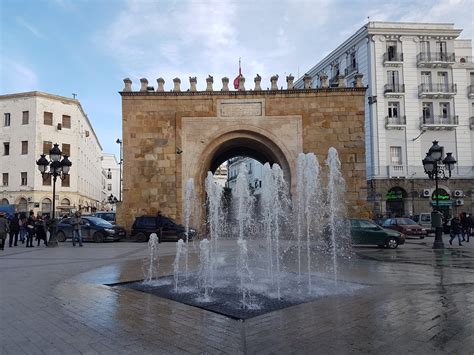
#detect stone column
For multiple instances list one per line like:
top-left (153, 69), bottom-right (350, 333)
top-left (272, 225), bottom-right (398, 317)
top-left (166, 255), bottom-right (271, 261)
top-left (303, 74), bottom-right (313, 89)
top-left (206, 75), bottom-right (214, 91)
top-left (238, 76), bottom-right (245, 91)
top-left (140, 78), bottom-right (148, 92)
top-left (354, 73), bottom-right (364, 88)
top-left (337, 75), bottom-right (346, 88)
top-left (189, 76), bottom-right (197, 92)
top-left (156, 78), bottom-right (165, 92)
top-left (320, 74), bottom-right (328, 88)
top-left (221, 77), bottom-right (229, 91)
top-left (270, 75), bottom-right (279, 90)
top-left (254, 74), bottom-right (262, 91)
top-left (123, 78), bottom-right (132, 92)
top-left (173, 77), bottom-right (181, 92)
top-left (286, 74), bottom-right (294, 90)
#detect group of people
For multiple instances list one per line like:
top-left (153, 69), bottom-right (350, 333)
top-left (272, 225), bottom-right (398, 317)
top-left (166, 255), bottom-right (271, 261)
top-left (0, 210), bottom-right (49, 249)
top-left (449, 212), bottom-right (473, 246)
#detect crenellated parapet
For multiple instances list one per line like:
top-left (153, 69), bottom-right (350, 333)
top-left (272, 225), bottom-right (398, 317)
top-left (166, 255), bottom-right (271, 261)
top-left (120, 72), bottom-right (364, 93)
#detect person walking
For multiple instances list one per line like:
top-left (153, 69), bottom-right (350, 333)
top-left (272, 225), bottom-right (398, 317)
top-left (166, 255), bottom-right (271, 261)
top-left (8, 213), bottom-right (20, 247)
top-left (449, 215), bottom-right (463, 246)
top-left (460, 212), bottom-right (470, 243)
top-left (25, 210), bottom-right (36, 248)
top-left (0, 212), bottom-right (9, 250)
top-left (71, 211), bottom-right (84, 247)
top-left (19, 212), bottom-right (27, 244)
top-left (35, 214), bottom-right (48, 247)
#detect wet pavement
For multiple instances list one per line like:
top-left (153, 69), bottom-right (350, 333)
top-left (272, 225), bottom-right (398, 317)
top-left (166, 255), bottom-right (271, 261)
top-left (1, 235), bottom-right (473, 354)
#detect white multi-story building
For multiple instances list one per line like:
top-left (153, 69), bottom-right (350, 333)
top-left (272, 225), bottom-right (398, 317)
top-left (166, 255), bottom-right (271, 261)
top-left (296, 22), bottom-right (474, 218)
top-left (101, 153), bottom-right (120, 210)
top-left (0, 91), bottom-right (104, 217)
top-left (227, 157), bottom-right (263, 195)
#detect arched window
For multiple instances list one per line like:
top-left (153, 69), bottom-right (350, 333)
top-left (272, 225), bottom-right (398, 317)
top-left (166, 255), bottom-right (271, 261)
top-left (0, 198), bottom-right (9, 205)
top-left (18, 198), bottom-right (28, 212)
top-left (42, 198), bottom-right (52, 213)
top-left (61, 198), bottom-right (70, 206)
top-left (386, 187), bottom-right (407, 217)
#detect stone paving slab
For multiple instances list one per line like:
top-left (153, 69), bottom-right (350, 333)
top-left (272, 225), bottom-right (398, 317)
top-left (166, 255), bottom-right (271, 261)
top-left (1, 238), bottom-right (474, 354)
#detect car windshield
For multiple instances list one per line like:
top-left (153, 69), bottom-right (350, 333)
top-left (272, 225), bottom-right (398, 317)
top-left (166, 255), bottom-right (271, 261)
top-left (96, 213), bottom-right (115, 221)
top-left (397, 218), bottom-right (417, 225)
top-left (84, 217), bottom-right (113, 227)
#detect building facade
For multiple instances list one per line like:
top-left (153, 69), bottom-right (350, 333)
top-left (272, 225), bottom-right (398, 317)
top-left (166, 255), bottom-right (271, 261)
top-left (227, 157), bottom-right (263, 194)
top-left (101, 153), bottom-right (121, 210)
top-left (0, 91), bottom-right (104, 216)
top-left (296, 22), bottom-right (474, 218)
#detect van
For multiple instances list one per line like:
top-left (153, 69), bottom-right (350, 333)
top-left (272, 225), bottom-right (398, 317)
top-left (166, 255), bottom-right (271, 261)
top-left (413, 213), bottom-right (434, 234)
top-left (94, 211), bottom-right (116, 224)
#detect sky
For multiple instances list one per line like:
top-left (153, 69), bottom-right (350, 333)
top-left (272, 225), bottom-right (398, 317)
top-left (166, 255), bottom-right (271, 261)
top-left (0, 0), bottom-right (472, 158)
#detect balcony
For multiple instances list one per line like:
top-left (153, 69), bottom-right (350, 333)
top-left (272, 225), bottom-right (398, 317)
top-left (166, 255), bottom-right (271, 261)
top-left (470, 117), bottom-right (474, 130)
top-left (385, 115), bottom-right (406, 130)
top-left (344, 63), bottom-right (358, 76)
top-left (387, 165), bottom-right (406, 178)
top-left (384, 84), bottom-right (405, 97)
top-left (420, 115), bottom-right (458, 130)
top-left (418, 83), bottom-right (457, 98)
top-left (417, 52), bottom-right (455, 67)
top-left (383, 52), bottom-right (403, 66)
top-left (468, 85), bottom-right (474, 99)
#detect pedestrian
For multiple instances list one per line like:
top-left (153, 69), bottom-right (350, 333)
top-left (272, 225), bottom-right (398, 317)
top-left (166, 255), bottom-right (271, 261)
top-left (460, 212), bottom-right (470, 243)
top-left (8, 213), bottom-right (20, 247)
top-left (71, 211), bottom-right (84, 247)
top-left (35, 214), bottom-right (48, 247)
top-left (449, 215), bottom-right (463, 246)
top-left (19, 212), bottom-right (27, 244)
top-left (25, 210), bottom-right (36, 248)
top-left (0, 211), bottom-right (9, 250)
top-left (467, 213), bottom-right (473, 243)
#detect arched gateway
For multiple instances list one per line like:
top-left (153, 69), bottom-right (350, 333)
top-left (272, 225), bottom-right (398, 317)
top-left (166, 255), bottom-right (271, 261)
top-left (117, 76), bottom-right (367, 230)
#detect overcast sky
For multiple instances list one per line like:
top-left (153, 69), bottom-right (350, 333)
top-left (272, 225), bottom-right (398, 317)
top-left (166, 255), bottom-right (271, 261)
top-left (1, 0), bottom-right (472, 158)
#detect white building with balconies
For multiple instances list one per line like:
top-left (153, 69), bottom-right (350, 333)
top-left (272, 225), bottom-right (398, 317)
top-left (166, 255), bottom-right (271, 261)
top-left (101, 153), bottom-right (120, 210)
top-left (296, 22), bottom-right (474, 218)
top-left (0, 91), bottom-right (104, 217)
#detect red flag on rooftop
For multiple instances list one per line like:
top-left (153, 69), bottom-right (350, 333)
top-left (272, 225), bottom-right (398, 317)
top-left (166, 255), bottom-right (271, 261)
top-left (233, 58), bottom-right (242, 89)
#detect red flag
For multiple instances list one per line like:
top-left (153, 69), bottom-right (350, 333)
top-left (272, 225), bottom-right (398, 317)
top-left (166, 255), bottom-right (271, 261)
top-left (233, 58), bottom-right (242, 89)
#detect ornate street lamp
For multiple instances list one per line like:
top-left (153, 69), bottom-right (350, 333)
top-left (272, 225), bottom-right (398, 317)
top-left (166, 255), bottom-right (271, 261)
top-left (36, 144), bottom-right (72, 247)
top-left (422, 140), bottom-right (456, 249)
top-left (116, 138), bottom-right (123, 201)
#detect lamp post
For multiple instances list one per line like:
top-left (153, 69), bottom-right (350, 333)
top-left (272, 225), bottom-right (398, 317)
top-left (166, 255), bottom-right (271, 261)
top-left (422, 140), bottom-right (456, 249)
top-left (108, 194), bottom-right (118, 210)
top-left (116, 138), bottom-right (123, 201)
top-left (36, 143), bottom-right (72, 247)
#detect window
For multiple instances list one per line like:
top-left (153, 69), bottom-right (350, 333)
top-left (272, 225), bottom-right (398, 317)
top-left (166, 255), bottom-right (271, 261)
top-left (22, 111), bottom-right (29, 125)
top-left (387, 41), bottom-right (397, 60)
top-left (107, 170), bottom-right (112, 179)
top-left (387, 70), bottom-right (399, 86)
top-left (4, 113), bottom-right (10, 126)
top-left (422, 102), bottom-right (433, 120)
top-left (42, 174), bottom-right (51, 186)
top-left (388, 102), bottom-right (399, 118)
top-left (351, 52), bottom-right (357, 68)
top-left (420, 41), bottom-right (430, 54)
top-left (62, 143), bottom-right (70, 157)
top-left (390, 146), bottom-right (402, 165)
top-left (437, 72), bottom-right (448, 88)
top-left (61, 175), bottom-right (70, 187)
top-left (62, 115), bottom-right (71, 129)
top-left (21, 141), bottom-right (28, 155)
top-left (470, 72), bottom-right (474, 86)
top-left (21, 172), bottom-right (27, 186)
top-left (421, 71), bottom-right (431, 85)
top-left (440, 102), bottom-right (450, 118)
top-left (43, 141), bottom-right (52, 155)
top-left (44, 112), bottom-right (53, 125)
top-left (2, 173), bottom-right (8, 186)
top-left (41, 198), bottom-right (52, 213)
top-left (3, 142), bottom-right (9, 155)
top-left (107, 183), bottom-right (112, 191)
top-left (436, 41), bottom-right (446, 54)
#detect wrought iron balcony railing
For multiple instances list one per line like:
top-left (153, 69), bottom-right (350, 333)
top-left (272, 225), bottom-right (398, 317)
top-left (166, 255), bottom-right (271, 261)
top-left (344, 63), bottom-right (358, 76)
top-left (418, 83), bottom-right (457, 96)
top-left (420, 115), bottom-right (459, 126)
top-left (383, 52), bottom-right (404, 63)
top-left (384, 84), bottom-right (405, 94)
top-left (385, 116), bottom-right (406, 126)
top-left (417, 52), bottom-right (456, 64)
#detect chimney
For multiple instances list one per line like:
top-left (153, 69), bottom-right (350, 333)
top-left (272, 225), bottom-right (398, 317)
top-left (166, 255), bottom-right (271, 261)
top-left (270, 75), bottom-right (279, 90)
top-left (123, 78), bottom-right (132, 92)
top-left (254, 74), bottom-right (262, 91)
top-left (140, 78), bottom-right (148, 92)
top-left (173, 77), bottom-right (181, 92)
top-left (156, 78), bottom-right (165, 92)
top-left (221, 77), bottom-right (229, 91)
top-left (206, 75), bottom-right (214, 91)
top-left (286, 74), bottom-right (294, 90)
top-left (189, 76), bottom-right (197, 92)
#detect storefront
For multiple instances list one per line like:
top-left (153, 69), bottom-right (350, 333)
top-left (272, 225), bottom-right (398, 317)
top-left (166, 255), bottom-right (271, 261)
top-left (385, 187), bottom-right (407, 217)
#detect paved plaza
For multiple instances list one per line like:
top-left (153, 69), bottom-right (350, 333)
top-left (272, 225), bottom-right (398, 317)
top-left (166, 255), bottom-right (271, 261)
top-left (1, 236), bottom-right (473, 354)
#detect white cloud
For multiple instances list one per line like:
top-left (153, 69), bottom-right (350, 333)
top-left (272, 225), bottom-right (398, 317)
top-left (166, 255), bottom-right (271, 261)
top-left (0, 58), bottom-right (38, 93)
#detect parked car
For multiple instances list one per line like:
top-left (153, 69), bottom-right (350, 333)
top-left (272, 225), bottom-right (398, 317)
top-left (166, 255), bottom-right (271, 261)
top-left (94, 211), bottom-right (116, 224)
top-left (56, 216), bottom-right (126, 242)
top-left (382, 218), bottom-right (426, 239)
top-left (131, 215), bottom-right (196, 242)
top-left (413, 213), bottom-right (434, 234)
top-left (350, 218), bottom-right (405, 249)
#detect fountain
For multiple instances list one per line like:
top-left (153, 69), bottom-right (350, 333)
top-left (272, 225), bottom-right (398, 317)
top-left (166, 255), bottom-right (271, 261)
top-left (143, 233), bottom-right (159, 284)
top-left (121, 148), bottom-right (362, 320)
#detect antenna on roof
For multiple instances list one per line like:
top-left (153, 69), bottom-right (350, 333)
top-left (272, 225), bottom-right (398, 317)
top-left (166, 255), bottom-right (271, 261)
top-left (72, 93), bottom-right (77, 99)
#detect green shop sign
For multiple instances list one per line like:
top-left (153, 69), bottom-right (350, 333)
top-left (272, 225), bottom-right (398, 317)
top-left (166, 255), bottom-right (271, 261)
top-left (431, 194), bottom-right (450, 200)
top-left (386, 190), bottom-right (403, 200)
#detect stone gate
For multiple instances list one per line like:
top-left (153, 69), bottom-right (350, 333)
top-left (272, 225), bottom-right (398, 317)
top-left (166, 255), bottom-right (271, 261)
top-left (117, 75), bottom-right (367, 230)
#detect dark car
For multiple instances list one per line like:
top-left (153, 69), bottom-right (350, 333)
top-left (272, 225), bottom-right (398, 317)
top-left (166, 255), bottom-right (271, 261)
top-left (382, 218), bottom-right (426, 239)
top-left (56, 216), bottom-right (126, 243)
top-left (94, 211), bottom-right (116, 224)
top-left (131, 215), bottom-right (196, 242)
top-left (351, 218), bottom-right (405, 249)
